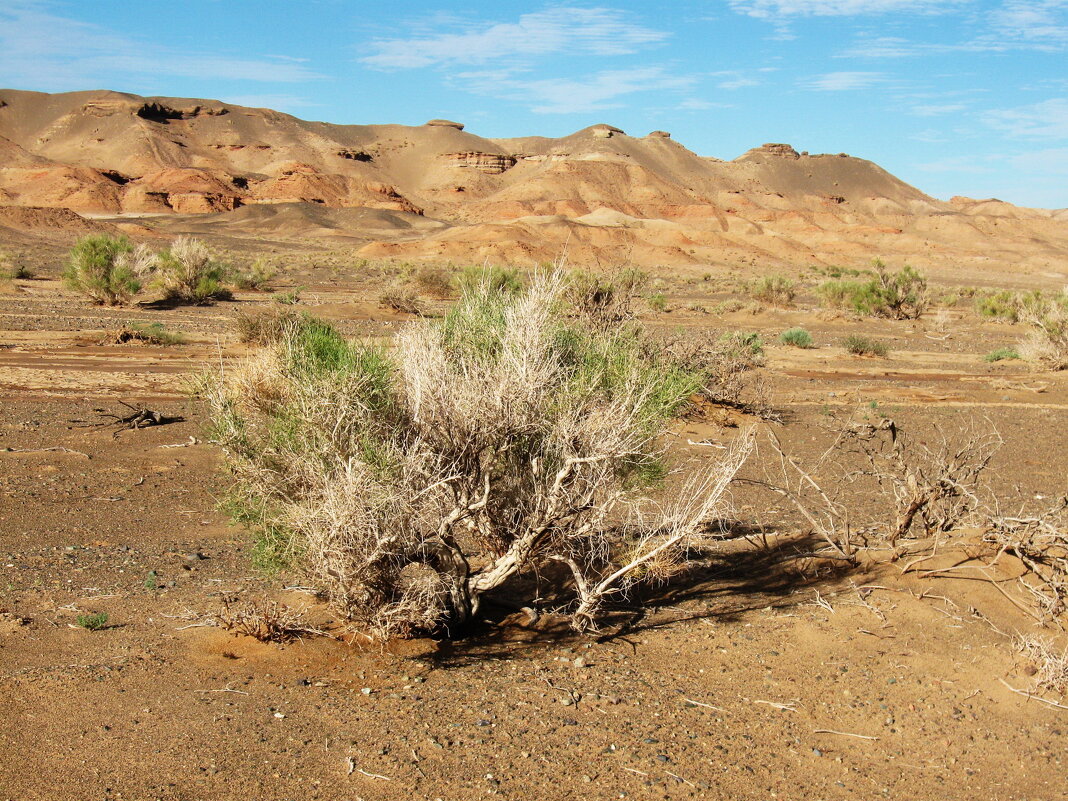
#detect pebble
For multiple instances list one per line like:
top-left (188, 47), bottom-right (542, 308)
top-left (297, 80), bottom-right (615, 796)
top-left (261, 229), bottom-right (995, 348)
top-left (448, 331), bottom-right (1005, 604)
top-left (813, 748), bottom-right (822, 757)
top-left (361, 687), bottom-right (372, 695)
top-left (573, 657), bottom-right (588, 668)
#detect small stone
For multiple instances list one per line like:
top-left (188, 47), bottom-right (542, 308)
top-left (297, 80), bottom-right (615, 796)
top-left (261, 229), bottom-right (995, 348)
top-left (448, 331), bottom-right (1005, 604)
top-left (813, 748), bottom-right (822, 757)
top-left (274, 712), bottom-right (285, 719)
top-left (574, 657), bottom-right (588, 668)
top-left (560, 697), bottom-right (574, 706)
top-left (361, 687), bottom-right (372, 695)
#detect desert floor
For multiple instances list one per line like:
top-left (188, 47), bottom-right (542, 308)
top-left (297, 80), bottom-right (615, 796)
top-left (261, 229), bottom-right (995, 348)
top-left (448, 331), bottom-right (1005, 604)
top-left (1, 249), bottom-right (1066, 801)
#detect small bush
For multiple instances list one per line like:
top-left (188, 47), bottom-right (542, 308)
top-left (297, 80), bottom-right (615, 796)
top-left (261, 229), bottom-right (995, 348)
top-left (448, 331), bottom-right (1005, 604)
top-left (104, 322), bottom-right (185, 346)
top-left (843, 334), bottom-right (890, 357)
top-left (379, 287), bottom-right (423, 315)
top-left (413, 265), bottom-right (455, 298)
top-left (454, 265), bottom-right (522, 296)
top-left (230, 259), bottom-right (277, 291)
top-left (76, 612), bottom-right (109, 631)
top-left (984, 347), bottom-right (1020, 362)
top-left (647, 291), bottom-right (668, 313)
top-left (154, 236), bottom-right (230, 304)
top-left (208, 273), bottom-right (754, 637)
top-left (1020, 303), bottom-right (1068, 370)
top-left (271, 287), bottom-right (302, 305)
top-left (779, 327), bottom-right (813, 348)
top-left (750, 275), bottom-right (796, 306)
top-left (818, 260), bottom-right (927, 319)
top-left (568, 267), bottom-right (649, 326)
top-left (63, 235), bottom-right (150, 305)
top-left (976, 289), bottom-right (1056, 324)
top-left (235, 305), bottom-right (304, 345)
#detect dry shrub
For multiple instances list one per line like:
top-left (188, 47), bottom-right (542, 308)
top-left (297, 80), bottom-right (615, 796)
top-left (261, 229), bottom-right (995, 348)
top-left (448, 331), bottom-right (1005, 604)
top-left (839, 417), bottom-right (1002, 544)
top-left (660, 330), bottom-right (765, 409)
top-left (234, 305), bottom-right (304, 345)
top-left (1015, 635), bottom-right (1068, 697)
top-left (216, 596), bottom-right (317, 643)
top-left (154, 236), bottom-right (230, 304)
top-left (986, 497), bottom-right (1068, 620)
top-left (207, 271), bottom-right (754, 637)
top-left (412, 265), bottom-right (455, 298)
top-left (567, 267), bottom-right (648, 327)
top-left (102, 322), bottom-right (184, 346)
top-left (750, 275), bottom-right (796, 306)
top-left (1019, 301), bottom-right (1068, 370)
top-left (379, 286), bottom-right (424, 315)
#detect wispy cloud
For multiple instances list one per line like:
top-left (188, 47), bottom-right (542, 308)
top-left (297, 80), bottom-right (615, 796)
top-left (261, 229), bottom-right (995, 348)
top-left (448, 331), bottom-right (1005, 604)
top-left (986, 0), bottom-right (1068, 47)
top-left (983, 97), bottom-right (1068, 137)
top-left (361, 7), bottom-right (668, 69)
top-left (463, 67), bottom-right (695, 114)
top-left (911, 102), bottom-right (969, 115)
top-left (712, 71), bottom-right (761, 90)
top-left (221, 94), bottom-right (319, 113)
top-left (728, 0), bottom-right (967, 20)
top-left (0, 0), bottom-right (320, 90)
top-left (800, 71), bottom-right (886, 90)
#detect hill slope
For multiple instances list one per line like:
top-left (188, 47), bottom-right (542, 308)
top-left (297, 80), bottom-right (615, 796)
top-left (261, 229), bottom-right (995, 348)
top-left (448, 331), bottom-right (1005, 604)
top-left (1, 88), bottom-right (1066, 272)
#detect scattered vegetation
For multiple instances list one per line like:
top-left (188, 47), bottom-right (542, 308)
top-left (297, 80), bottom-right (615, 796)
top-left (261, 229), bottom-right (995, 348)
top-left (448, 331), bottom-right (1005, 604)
top-left (271, 287), bottom-right (303, 305)
top-left (1019, 298), bottom-right (1068, 371)
top-left (412, 265), bottom-right (455, 298)
top-left (76, 612), bottom-right (109, 631)
top-left (206, 271), bottom-right (754, 637)
top-left (229, 259), bottom-right (277, 291)
top-left (153, 236), bottom-right (231, 304)
top-left (234, 305), bottom-right (304, 345)
top-left (779, 327), bottom-right (813, 348)
top-left (843, 334), bottom-right (890, 357)
top-left (646, 291), bottom-right (668, 313)
top-left (454, 264), bottom-right (522, 297)
top-left (567, 267), bottom-right (649, 326)
top-left (984, 347), bottom-right (1020, 362)
top-left (750, 275), bottom-right (796, 306)
top-left (379, 286), bottom-right (423, 315)
top-left (103, 322), bottom-right (185, 346)
top-left (818, 260), bottom-right (928, 319)
top-left (63, 234), bottom-right (149, 305)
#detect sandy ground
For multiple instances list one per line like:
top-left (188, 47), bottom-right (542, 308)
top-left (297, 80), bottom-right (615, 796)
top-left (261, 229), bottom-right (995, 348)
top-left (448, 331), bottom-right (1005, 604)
top-left (1, 258), bottom-right (1067, 801)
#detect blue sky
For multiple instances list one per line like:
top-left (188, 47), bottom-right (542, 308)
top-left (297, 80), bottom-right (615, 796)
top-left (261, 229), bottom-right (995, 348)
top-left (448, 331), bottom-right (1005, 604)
top-left (1, 0), bottom-right (1067, 208)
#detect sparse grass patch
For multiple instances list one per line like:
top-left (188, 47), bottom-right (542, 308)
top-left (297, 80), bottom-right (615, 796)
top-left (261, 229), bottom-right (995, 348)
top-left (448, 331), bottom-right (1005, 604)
top-left (568, 267), bottom-right (649, 325)
top-left (234, 305), bottom-right (303, 345)
top-left (843, 334), bottom-right (890, 357)
top-left (984, 347), bottom-right (1020, 362)
top-left (779, 327), bottom-right (813, 348)
top-left (454, 264), bottom-right (522, 296)
top-left (412, 265), bottom-right (455, 298)
top-left (229, 259), bottom-right (277, 291)
top-left (647, 291), bottom-right (667, 313)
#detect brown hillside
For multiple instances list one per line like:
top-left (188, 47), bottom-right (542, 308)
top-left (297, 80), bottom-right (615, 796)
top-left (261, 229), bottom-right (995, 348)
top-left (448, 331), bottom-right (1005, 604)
top-left (1, 88), bottom-right (1066, 272)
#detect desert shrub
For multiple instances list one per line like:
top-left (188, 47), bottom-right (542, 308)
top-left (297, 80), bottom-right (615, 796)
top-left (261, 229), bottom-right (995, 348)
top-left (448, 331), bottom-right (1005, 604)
top-left (818, 260), bottom-right (927, 319)
top-left (234, 305), bottom-right (304, 345)
top-left (568, 267), bottom-right (649, 326)
top-left (63, 235), bottom-right (152, 305)
top-left (454, 264), bottom-right (522, 296)
top-left (984, 347), bottom-right (1020, 362)
top-left (843, 334), bottom-right (889, 357)
top-left (779, 327), bottom-right (813, 348)
top-left (750, 275), bottom-right (796, 306)
top-left (230, 259), bottom-right (277, 291)
top-left (379, 286), bottom-right (423, 315)
top-left (647, 291), bottom-right (668, 313)
top-left (216, 596), bottom-right (315, 643)
top-left (154, 236), bottom-right (230, 304)
top-left (660, 330), bottom-right (765, 408)
top-left (76, 612), bottom-right (109, 630)
top-left (413, 265), bottom-right (455, 298)
top-left (271, 287), bottom-right (302, 305)
top-left (207, 272), bottom-right (754, 637)
top-left (1020, 303), bottom-right (1068, 370)
top-left (104, 322), bottom-right (184, 346)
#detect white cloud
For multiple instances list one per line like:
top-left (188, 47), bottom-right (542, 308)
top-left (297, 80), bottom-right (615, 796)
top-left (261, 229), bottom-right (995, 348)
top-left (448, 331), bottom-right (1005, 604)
top-left (361, 7), bottom-right (668, 69)
top-left (911, 103), bottom-right (968, 115)
top-left (983, 97), bottom-right (1068, 137)
top-left (0, 0), bottom-right (320, 90)
top-left (713, 71), bottom-right (761, 90)
top-left (477, 67), bottom-right (695, 114)
top-left (800, 71), bottom-right (886, 90)
top-left (838, 36), bottom-right (923, 57)
top-left (728, 0), bottom-right (968, 19)
top-left (987, 0), bottom-right (1068, 45)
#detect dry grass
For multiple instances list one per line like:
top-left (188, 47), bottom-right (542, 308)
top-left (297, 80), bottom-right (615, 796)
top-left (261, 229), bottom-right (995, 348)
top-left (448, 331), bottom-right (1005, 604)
top-left (1015, 635), bottom-right (1068, 697)
top-left (215, 596), bottom-right (320, 643)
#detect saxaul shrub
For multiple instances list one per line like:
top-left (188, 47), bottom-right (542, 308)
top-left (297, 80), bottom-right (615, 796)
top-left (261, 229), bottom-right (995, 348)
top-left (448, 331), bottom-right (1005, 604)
top-left (818, 259), bottom-right (928, 320)
top-left (154, 236), bottom-right (230, 304)
top-left (63, 235), bottom-right (154, 305)
top-left (206, 271), bottom-right (753, 638)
